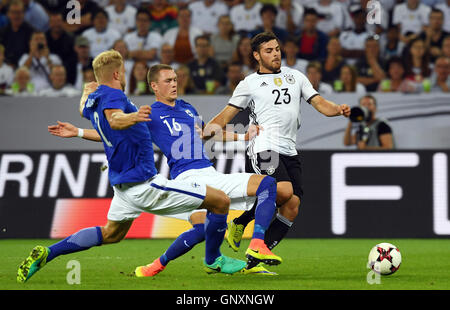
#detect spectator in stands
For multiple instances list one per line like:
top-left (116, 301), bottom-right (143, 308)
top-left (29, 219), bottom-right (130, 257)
top-left (403, 37), bottom-right (432, 83)
top-left (18, 31), bottom-right (62, 92)
top-left (152, 43), bottom-right (180, 70)
top-left (381, 25), bottom-right (404, 60)
top-left (355, 36), bottom-right (386, 92)
top-left (46, 11), bottom-right (77, 84)
top-left (276, 0), bottom-right (303, 35)
top-left (322, 36), bottom-right (345, 84)
top-left (105, 0), bottom-right (137, 36)
top-left (281, 37), bottom-right (308, 73)
top-left (435, 0), bottom-right (450, 33)
top-left (0, 44), bottom-right (14, 94)
top-left (231, 36), bottom-right (258, 76)
top-left (339, 5), bottom-right (369, 65)
top-left (146, 0), bottom-right (178, 35)
top-left (334, 64), bottom-right (366, 94)
top-left (296, 8), bottom-right (328, 61)
top-left (82, 9), bottom-right (121, 58)
top-left (419, 8), bottom-right (449, 63)
top-left (176, 65), bottom-right (197, 95)
top-left (306, 61), bottom-right (333, 94)
top-left (5, 66), bottom-right (35, 96)
top-left (163, 7), bottom-right (202, 65)
top-left (442, 35), bottom-right (450, 58)
top-left (189, 0), bottom-right (228, 35)
top-left (62, 0), bottom-right (100, 35)
top-left (124, 8), bottom-right (162, 63)
top-left (250, 4), bottom-right (289, 44)
top-left (378, 56), bottom-right (416, 93)
top-left (216, 61), bottom-right (244, 95)
top-left (38, 64), bottom-right (79, 97)
top-left (37, 0), bottom-right (66, 14)
top-left (308, 0), bottom-right (345, 38)
top-left (82, 66), bottom-right (95, 85)
top-left (22, 0), bottom-right (48, 32)
top-left (211, 15), bottom-right (240, 68)
top-left (188, 35), bottom-right (225, 94)
top-left (129, 61), bottom-right (152, 95)
top-left (343, 94), bottom-right (394, 150)
top-left (393, 0), bottom-right (431, 45)
top-left (0, 0), bottom-right (34, 68)
top-left (230, 0), bottom-right (262, 35)
top-left (430, 55), bottom-right (450, 92)
top-left (112, 39), bottom-right (133, 94)
top-left (71, 36), bottom-right (93, 90)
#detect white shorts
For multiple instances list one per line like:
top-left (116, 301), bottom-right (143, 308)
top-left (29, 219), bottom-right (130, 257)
top-left (108, 174), bottom-right (207, 222)
top-left (165, 166), bottom-right (256, 222)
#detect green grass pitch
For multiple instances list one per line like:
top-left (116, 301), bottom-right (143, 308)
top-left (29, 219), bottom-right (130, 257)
top-left (1, 238), bottom-right (449, 290)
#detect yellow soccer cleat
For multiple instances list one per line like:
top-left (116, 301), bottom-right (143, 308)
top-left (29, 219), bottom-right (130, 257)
top-left (226, 220), bottom-right (244, 252)
top-left (135, 258), bottom-right (166, 277)
top-left (241, 263), bottom-right (278, 276)
top-left (17, 246), bottom-right (49, 283)
top-left (245, 238), bottom-right (282, 266)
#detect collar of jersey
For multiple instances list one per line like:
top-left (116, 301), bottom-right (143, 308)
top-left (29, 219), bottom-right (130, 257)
top-left (256, 69), bottom-right (281, 75)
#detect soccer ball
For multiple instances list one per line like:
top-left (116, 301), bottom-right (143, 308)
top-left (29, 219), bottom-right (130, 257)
top-left (368, 243), bottom-right (402, 275)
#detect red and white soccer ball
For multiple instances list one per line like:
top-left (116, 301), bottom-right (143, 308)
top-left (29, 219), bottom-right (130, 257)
top-left (368, 243), bottom-right (402, 275)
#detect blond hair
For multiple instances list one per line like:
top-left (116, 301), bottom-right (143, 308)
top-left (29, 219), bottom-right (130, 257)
top-left (92, 49), bottom-right (123, 82)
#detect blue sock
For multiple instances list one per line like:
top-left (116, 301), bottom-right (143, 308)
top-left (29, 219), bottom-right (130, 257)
top-left (47, 226), bottom-right (103, 262)
top-left (159, 223), bottom-right (205, 266)
top-left (252, 176), bottom-right (277, 240)
top-left (204, 212), bottom-right (227, 265)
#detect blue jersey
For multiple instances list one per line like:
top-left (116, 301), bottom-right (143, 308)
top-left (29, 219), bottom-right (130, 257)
top-left (82, 85), bottom-right (157, 186)
top-left (148, 99), bottom-right (212, 179)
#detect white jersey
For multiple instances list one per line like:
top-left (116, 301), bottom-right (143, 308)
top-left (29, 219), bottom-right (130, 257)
top-left (228, 67), bottom-right (318, 157)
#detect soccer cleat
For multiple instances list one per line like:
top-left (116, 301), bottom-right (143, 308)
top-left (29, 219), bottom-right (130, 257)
top-left (241, 263), bottom-right (278, 276)
top-left (135, 258), bottom-right (166, 277)
top-left (245, 239), bottom-right (282, 266)
top-left (17, 246), bottom-right (49, 283)
top-left (204, 255), bottom-right (247, 274)
top-left (226, 220), bottom-right (244, 252)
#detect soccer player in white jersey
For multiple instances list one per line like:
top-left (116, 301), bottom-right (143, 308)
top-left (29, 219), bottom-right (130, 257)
top-left (203, 32), bottom-right (351, 270)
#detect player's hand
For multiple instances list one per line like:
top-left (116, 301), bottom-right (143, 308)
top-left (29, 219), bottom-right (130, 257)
top-left (83, 81), bottom-right (99, 96)
top-left (340, 104), bottom-right (351, 117)
top-left (48, 121), bottom-right (78, 138)
top-left (194, 123), bottom-right (204, 139)
top-left (134, 105), bottom-right (152, 123)
top-left (246, 124), bottom-right (263, 141)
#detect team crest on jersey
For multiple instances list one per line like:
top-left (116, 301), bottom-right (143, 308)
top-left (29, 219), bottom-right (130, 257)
top-left (266, 166), bottom-right (276, 175)
top-left (285, 74), bottom-right (295, 84)
top-left (191, 181), bottom-right (201, 188)
top-left (185, 109), bottom-right (194, 117)
top-left (274, 78), bottom-right (282, 86)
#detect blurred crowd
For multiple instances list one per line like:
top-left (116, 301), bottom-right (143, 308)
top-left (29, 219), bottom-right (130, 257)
top-left (0, 0), bottom-right (450, 97)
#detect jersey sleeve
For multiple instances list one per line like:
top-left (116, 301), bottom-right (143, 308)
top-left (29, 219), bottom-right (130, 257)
top-left (228, 79), bottom-right (251, 110)
top-left (298, 71), bottom-right (319, 103)
top-left (377, 121), bottom-right (392, 135)
top-left (102, 91), bottom-right (127, 111)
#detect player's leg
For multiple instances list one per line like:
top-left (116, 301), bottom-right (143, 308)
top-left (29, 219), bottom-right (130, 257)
top-left (228, 151), bottom-right (294, 251)
top-left (136, 211), bottom-right (206, 277)
top-left (17, 219), bottom-right (133, 283)
top-left (243, 174), bottom-right (282, 265)
top-left (264, 154), bottom-right (303, 250)
top-left (134, 175), bottom-right (246, 274)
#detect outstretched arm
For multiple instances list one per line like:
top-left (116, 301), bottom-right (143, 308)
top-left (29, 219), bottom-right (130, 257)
top-left (310, 95), bottom-right (351, 117)
top-left (202, 105), bottom-right (242, 140)
top-left (103, 105), bottom-right (152, 130)
top-left (48, 121), bottom-right (101, 142)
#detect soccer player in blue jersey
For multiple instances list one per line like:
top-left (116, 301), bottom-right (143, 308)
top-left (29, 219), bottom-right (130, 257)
top-left (47, 64), bottom-right (283, 276)
top-left (17, 51), bottom-right (246, 283)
